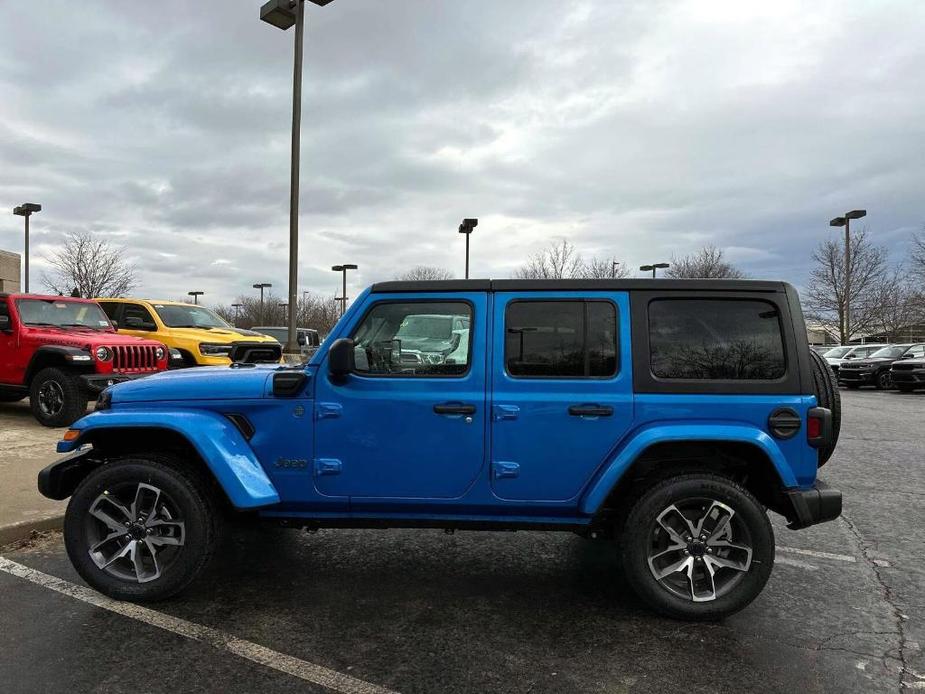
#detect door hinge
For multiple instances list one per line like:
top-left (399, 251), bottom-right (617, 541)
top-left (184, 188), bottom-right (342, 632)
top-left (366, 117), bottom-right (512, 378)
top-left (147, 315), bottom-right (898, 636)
top-left (316, 402), bottom-right (343, 420)
top-left (493, 461), bottom-right (520, 479)
top-left (313, 458), bottom-right (342, 476)
top-left (493, 404), bottom-right (520, 421)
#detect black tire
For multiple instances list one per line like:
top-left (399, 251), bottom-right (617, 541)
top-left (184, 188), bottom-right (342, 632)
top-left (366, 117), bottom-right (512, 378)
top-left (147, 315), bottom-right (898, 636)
top-left (897, 384), bottom-right (914, 393)
top-left (621, 474), bottom-right (774, 621)
top-left (64, 456), bottom-right (221, 601)
top-left (808, 350), bottom-right (840, 466)
top-left (875, 370), bottom-right (892, 390)
top-left (29, 367), bottom-right (88, 427)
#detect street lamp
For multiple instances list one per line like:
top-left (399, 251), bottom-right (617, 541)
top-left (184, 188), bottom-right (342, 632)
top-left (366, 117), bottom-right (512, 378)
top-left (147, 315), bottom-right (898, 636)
top-left (188, 291), bottom-right (204, 305)
top-left (260, 0), bottom-right (338, 356)
top-left (829, 209), bottom-right (866, 343)
top-left (640, 262), bottom-right (669, 278)
top-left (253, 283), bottom-right (272, 322)
top-left (331, 264), bottom-right (357, 316)
top-left (232, 303), bottom-right (244, 326)
top-left (611, 260), bottom-right (621, 278)
top-left (12, 202), bottom-right (41, 293)
top-left (458, 218), bottom-right (478, 279)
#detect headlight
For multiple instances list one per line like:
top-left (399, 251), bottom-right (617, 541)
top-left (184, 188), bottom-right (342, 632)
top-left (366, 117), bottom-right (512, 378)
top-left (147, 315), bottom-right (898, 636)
top-left (155, 346), bottom-right (166, 360)
top-left (95, 346), bottom-right (112, 361)
top-left (199, 343), bottom-right (233, 356)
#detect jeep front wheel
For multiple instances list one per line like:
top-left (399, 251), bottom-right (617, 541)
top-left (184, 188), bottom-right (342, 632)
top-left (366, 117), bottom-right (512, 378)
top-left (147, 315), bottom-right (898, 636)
top-left (29, 367), bottom-right (88, 427)
top-left (621, 474), bottom-right (774, 621)
top-left (64, 456), bottom-right (221, 601)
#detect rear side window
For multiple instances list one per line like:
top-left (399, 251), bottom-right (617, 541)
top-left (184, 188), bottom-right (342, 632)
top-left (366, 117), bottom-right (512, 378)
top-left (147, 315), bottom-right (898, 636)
top-left (505, 301), bottom-right (618, 378)
top-left (98, 302), bottom-right (119, 322)
top-left (648, 299), bottom-right (785, 380)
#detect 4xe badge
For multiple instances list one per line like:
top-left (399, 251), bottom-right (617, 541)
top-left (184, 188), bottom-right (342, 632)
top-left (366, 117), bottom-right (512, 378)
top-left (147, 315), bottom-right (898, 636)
top-left (275, 458), bottom-right (308, 469)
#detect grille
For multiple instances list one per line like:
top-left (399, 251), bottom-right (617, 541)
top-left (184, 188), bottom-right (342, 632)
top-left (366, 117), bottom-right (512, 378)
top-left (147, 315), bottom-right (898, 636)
top-left (112, 345), bottom-right (159, 373)
top-left (892, 363), bottom-right (919, 372)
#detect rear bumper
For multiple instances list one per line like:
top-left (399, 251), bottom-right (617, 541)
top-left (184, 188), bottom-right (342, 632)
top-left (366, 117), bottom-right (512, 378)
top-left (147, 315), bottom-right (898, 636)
top-left (79, 372), bottom-right (155, 393)
top-left (784, 480), bottom-right (842, 529)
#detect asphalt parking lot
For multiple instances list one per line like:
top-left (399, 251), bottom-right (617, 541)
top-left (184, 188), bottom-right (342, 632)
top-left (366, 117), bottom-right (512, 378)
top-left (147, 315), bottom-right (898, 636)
top-left (2, 389), bottom-right (924, 693)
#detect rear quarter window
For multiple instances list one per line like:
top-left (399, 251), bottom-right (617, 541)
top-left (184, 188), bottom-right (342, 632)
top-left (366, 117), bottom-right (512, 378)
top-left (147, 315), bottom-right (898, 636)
top-left (648, 299), bottom-right (786, 380)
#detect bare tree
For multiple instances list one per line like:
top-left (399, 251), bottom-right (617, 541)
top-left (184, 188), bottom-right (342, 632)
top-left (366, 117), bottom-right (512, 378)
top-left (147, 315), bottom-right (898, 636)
top-left (866, 268), bottom-right (925, 342)
top-left (665, 245), bottom-right (746, 279)
top-left (912, 229), bottom-right (925, 282)
top-left (43, 231), bottom-right (137, 298)
top-left (397, 265), bottom-right (454, 281)
top-left (214, 290), bottom-right (340, 335)
top-left (804, 229), bottom-right (887, 344)
top-left (581, 257), bottom-right (631, 279)
top-left (513, 240), bottom-right (585, 279)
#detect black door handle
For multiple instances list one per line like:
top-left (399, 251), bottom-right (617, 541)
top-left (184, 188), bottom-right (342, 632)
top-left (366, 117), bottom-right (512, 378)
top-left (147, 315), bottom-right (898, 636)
top-left (434, 403), bottom-right (476, 415)
top-left (568, 404), bottom-right (614, 417)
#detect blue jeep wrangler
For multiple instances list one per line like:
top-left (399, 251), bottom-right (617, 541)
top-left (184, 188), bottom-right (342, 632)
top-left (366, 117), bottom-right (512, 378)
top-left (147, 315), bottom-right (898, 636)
top-left (39, 279), bottom-right (842, 620)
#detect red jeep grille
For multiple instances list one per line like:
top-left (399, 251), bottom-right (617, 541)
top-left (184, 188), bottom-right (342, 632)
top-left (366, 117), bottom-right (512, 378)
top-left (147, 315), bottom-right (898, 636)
top-left (112, 345), bottom-right (159, 373)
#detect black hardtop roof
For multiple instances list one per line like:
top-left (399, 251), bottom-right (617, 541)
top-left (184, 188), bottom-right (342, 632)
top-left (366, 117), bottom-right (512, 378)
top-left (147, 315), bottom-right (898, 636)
top-left (371, 278), bottom-right (791, 293)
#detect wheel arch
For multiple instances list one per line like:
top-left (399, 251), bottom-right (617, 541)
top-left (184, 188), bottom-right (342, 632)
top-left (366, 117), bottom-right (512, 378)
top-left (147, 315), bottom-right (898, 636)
top-left (25, 346), bottom-right (89, 384)
top-left (49, 411), bottom-right (279, 509)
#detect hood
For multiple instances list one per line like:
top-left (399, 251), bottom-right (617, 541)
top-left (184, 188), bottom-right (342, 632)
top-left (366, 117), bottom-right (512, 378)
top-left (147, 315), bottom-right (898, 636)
top-left (163, 326), bottom-right (276, 342)
top-left (109, 364), bottom-right (281, 403)
top-left (845, 357), bottom-right (893, 367)
top-left (25, 326), bottom-right (164, 348)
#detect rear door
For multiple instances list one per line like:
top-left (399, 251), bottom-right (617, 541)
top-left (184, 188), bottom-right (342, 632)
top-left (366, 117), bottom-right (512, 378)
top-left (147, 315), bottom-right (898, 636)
top-left (490, 291), bottom-right (634, 502)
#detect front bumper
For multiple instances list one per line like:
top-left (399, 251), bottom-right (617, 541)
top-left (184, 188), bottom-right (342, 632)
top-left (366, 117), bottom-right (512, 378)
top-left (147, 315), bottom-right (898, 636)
top-left (838, 369), bottom-right (876, 385)
top-left (79, 372), bottom-right (155, 393)
top-left (891, 368), bottom-right (925, 385)
top-left (784, 480), bottom-right (842, 529)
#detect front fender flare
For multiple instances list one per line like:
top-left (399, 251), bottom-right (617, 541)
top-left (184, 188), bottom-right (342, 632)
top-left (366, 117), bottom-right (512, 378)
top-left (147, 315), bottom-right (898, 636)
top-left (56, 409), bottom-right (280, 509)
top-left (579, 424), bottom-right (796, 515)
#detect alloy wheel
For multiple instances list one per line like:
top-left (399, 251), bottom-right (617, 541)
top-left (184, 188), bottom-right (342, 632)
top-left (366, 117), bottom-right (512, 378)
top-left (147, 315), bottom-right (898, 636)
top-left (878, 371), bottom-right (892, 389)
top-left (85, 482), bottom-right (185, 583)
top-left (37, 380), bottom-right (65, 417)
top-left (646, 499), bottom-right (753, 603)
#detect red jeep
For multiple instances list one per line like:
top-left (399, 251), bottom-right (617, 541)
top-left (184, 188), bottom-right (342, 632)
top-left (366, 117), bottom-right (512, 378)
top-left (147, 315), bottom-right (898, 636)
top-left (0, 293), bottom-right (170, 427)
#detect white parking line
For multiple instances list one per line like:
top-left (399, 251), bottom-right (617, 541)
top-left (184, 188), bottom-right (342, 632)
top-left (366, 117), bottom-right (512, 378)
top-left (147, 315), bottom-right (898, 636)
top-left (0, 557), bottom-right (398, 694)
top-left (775, 556), bottom-right (819, 571)
top-left (777, 546), bottom-right (856, 563)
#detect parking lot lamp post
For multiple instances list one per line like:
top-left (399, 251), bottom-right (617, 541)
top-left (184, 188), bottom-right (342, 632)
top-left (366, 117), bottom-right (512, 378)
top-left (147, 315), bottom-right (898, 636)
top-left (231, 303), bottom-right (244, 326)
top-left (253, 283), bottom-right (272, 323)
top-left (458, 218), bottom-right (478, 279)
top-left (640, 262), bottom-right (669, 278)
top-left (188, 291), bottom-right (204, 305)
top-left (829, 209), bottom-right (866, 342)
top-left (611, 260), bottom-right (620, 278)
top-left (260, 0), bottom-right (337, 357)
top-left (12, 203), bottom-right (41, 293)
top-left (331, 264), bottom-right (357, 316)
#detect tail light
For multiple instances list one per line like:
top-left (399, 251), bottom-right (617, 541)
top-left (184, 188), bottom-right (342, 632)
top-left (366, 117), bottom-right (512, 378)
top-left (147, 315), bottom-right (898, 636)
top-left (807, 407), bottom-right (832, 448)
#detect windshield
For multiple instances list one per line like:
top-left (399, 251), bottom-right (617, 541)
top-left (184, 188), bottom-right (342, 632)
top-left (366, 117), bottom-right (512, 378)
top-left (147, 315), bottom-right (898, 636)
top-left (15, 299), bottom-right (112, 330)
top-left (823, 346), bottom-right (851, 358)
top-left (397, 315), bottom-right (453, 340)
top-left (153, 304), bottom-right (231, 329)
top-left (868, 346), bottom-right (908, 359)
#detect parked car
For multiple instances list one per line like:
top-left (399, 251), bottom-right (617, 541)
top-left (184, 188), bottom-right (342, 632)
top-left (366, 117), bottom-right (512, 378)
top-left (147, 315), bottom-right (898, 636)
top-left (252, 326), bottom-right (320, 359)
top-left (40, 279), bottom-right (841, 621)
top-left (824, 343), bottom-right (887, 376)
top-left (891, 356), bottom-right (925, 392)
top-left (97, 299), bottom-right (281, 366)
top-left (0, 293), bottom-right (170, 426)
top-left (838, 343), bottom-right (925, 389)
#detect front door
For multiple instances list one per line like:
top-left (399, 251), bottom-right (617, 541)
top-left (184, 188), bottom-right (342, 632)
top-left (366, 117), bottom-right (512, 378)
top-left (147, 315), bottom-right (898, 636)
top-left (490, 292), bottom-right (634, 502)
top-left (313, 293), bottom-right (487, 501)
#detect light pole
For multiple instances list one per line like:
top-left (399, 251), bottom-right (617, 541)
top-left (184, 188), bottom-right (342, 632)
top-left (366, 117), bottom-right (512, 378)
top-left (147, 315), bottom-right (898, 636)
top-left (829, 209), bottom-right (866, 343)
top-left (611, 260), bottom-right (621, 278)
top-left (232, 303), bottom-right (244, 326)
top-left (12, 203), bottom-right (41, 293)
top-left (253, 283), bottom-right (272, 323)
top-left (188, 291), bottom-right (204, 305)
top-left (640, 262), bottom-right (669, 278)
top-left (331, 264), bottom-right (357, 316)
top-left (260, 0), bottom-right (337, 357)
top-left (458, 218), bottom-right (478, 279)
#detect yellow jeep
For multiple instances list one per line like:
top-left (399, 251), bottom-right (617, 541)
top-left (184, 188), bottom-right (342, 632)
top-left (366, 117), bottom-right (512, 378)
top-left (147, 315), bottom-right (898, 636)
top-left (96, 298), bottom-right (281, 366)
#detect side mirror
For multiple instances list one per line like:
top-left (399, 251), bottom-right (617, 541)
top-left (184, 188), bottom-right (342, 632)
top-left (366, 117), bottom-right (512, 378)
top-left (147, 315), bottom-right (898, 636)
top-left (110, 320), bottom-right (119, 329)
top-left (901, 353), bottom-right (915, 359)
top-left (297, 334), bottom-right (306, 346)
top-left (0, 315), bottom-right (10, 331)
top-left (328, 338), bottom-right (356, 380)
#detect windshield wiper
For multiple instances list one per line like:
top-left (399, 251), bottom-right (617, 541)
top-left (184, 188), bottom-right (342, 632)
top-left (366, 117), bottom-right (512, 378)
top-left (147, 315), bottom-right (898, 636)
top-left (170, 324), bottom-right (211, 329)
top-left (61, 323), bottom-right (100, 330)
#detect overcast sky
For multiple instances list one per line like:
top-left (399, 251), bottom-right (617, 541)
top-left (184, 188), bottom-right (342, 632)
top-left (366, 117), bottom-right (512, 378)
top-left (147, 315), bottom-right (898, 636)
top-left (1, 0), bottom-right (923, 305)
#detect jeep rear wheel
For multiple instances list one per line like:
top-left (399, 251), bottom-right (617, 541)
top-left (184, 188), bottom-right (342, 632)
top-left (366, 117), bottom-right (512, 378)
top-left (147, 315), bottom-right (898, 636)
top-left (29, 367), bottom-right (88, 427)
top-left (64, 456), bottom-right (221, 601)
top-left (621, 474), bottom-right (774, 621)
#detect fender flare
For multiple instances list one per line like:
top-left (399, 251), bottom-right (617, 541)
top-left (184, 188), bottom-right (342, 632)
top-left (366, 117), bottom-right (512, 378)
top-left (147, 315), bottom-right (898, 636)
top-left (579, 423), bottom-right (796, 515)
top-left (54, 409), bottom-right (280, 509)
top-left (26, 345), bottom-right (92, 382)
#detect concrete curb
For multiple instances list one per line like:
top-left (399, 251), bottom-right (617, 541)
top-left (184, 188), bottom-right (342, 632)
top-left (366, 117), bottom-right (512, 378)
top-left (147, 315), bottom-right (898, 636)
top-left (0, 515), bottom-right (65, 547)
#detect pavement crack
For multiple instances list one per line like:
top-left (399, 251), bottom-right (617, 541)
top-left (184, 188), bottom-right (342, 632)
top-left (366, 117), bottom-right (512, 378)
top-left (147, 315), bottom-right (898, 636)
top-left (840, 512), bottom-right (911, 692)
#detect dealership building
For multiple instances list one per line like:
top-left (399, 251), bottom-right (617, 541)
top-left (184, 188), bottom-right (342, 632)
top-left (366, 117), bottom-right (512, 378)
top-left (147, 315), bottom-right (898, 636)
top-left (0, 250), bottom-right (21, 292)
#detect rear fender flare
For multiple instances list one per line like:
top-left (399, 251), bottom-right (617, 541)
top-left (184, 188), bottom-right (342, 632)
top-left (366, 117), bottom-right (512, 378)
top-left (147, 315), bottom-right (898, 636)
top-left (579, 423), bottom-right (796, 515)
top-left (55, 409), bottom-right (279, 509)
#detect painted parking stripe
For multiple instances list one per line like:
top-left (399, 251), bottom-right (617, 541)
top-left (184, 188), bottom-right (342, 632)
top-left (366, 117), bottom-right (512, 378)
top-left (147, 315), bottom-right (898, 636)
top-left (0, 557), bottom-right (398, 694)
top-left (775, 556), bottom-right (819, 571)
top-left (777, 546), bottom-right (856, 563)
